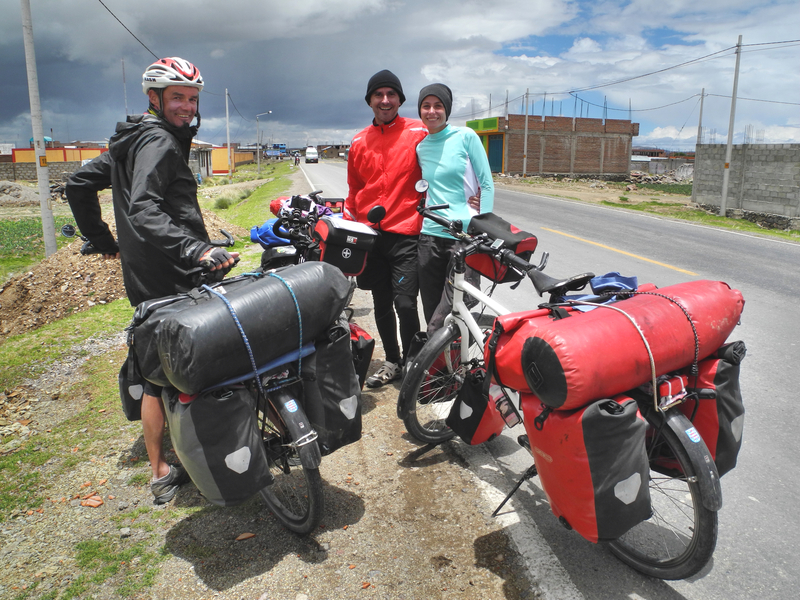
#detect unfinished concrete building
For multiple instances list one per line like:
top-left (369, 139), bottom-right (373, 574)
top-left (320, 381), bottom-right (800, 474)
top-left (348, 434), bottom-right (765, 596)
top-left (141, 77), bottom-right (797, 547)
top-left (467, 115), bottom-right (639, 178)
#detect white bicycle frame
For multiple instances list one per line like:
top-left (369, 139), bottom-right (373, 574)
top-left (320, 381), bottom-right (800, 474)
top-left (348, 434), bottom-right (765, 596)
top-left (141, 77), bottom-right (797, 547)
top-left (442, 268), bottom-right (513, 365)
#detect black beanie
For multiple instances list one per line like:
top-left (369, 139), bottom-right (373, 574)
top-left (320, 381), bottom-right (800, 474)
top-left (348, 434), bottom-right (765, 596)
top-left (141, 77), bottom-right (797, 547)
top-left (365, 70), bottom-right (405, 105)
top-left (418, 83), bottom-right (453, 120)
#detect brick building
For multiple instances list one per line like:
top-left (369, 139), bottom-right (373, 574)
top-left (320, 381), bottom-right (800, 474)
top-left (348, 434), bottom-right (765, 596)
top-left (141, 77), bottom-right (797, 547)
top-left (467, 115), bottom-right (639, 178)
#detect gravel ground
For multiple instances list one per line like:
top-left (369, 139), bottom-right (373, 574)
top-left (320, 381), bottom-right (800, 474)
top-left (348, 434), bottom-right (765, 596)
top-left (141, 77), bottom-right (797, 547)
top-left (0, 288), bottom-right (539, 600)
top-left (0, 169), bottom-right (541, 600)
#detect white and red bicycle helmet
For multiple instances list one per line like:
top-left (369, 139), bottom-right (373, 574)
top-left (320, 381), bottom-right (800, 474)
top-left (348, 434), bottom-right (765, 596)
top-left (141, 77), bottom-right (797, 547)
top-left (142, 57), bottom-right (204, 93)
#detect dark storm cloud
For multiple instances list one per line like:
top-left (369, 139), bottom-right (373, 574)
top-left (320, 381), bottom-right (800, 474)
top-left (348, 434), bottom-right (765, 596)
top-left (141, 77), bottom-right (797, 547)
top-left (1, 0), bottom-right (798, 149)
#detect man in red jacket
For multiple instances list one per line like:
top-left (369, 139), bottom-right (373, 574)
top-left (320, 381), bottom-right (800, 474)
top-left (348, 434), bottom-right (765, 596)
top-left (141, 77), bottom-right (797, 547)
top-left (345, 70), bottom-right (427, 387)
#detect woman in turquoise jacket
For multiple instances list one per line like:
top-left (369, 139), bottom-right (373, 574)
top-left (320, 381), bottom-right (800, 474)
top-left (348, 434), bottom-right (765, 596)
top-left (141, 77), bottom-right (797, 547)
top-left (416, 83), bottom-right (495, 332)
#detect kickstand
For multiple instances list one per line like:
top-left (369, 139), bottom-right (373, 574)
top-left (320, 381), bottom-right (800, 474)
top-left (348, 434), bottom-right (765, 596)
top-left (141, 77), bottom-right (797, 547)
top-left (492, 464), bottom-right (538, 518)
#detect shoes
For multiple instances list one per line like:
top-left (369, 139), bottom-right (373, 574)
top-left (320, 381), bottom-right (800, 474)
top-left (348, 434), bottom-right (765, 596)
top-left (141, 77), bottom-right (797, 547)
top-left (365, 360), bottom-right (402, 388)
top-left (151, 464), bottom-right (190, 505)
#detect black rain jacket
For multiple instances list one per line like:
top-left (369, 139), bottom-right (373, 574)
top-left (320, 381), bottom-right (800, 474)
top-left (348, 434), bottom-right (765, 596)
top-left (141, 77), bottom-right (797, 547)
top-left (66, 114), bottom-right (211, 306)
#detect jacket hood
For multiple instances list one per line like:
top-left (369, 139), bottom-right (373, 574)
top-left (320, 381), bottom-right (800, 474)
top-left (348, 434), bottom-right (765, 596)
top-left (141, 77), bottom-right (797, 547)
top-left (109, 113), bottom-right (197, 160)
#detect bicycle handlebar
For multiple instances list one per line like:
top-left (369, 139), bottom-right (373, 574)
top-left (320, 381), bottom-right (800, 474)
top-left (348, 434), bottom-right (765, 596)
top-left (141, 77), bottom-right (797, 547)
top-left (418, 206), bottom-right (594, 299)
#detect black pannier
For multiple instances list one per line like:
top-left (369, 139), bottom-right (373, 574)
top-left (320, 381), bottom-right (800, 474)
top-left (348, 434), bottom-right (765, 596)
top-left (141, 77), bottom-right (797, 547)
top-left (128, 262), bottom-right (351, 395)
top-left (162, 385), bottom-right (273, 506)
top-left (312, 216), bottom-right (378, 277)
top-left (300, 315), bottom-right (363, 455)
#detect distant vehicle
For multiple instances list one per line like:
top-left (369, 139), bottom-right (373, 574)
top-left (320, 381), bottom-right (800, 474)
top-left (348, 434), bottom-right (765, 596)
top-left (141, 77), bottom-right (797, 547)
top-left (305, 147), bottom-right (319, 164)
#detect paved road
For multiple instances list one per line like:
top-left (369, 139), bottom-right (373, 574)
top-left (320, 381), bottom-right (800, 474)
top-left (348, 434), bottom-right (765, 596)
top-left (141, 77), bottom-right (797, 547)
top-left (300, 161), bottom-right (800, 599)
top-left (484, 186), bottom-right (800, 600)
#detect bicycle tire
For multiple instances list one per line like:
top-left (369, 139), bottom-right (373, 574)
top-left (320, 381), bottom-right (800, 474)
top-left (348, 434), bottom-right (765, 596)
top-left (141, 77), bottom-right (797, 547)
top-left (399, 314), bottom-right (494, 444)
top-left (606, 408), bottom-right (718, 580)
top-left (258, 392), bottom-right (324, 534)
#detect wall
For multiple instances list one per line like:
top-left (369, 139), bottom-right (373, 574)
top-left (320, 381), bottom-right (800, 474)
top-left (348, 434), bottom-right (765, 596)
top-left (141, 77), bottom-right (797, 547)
top-left (211, 148), bottom-right (255, 174)
top-left (497, 115), bottom-right (638, 177)
top-left (0, 161), bottom-right (85, 181)
top-left (693, 143), bottom-right (800, 227)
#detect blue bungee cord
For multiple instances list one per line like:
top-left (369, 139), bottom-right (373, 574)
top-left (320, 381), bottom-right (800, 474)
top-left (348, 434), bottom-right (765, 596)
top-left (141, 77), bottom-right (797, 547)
top-left (201, 271), bottom-right (303, 397)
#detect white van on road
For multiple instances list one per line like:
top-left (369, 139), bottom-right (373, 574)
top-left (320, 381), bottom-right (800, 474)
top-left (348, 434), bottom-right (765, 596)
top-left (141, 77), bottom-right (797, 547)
top-left (305, 147), bottom-right (319, 163)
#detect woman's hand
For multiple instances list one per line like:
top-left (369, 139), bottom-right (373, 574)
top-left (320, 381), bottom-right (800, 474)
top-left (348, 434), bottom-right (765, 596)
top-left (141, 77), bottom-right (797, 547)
top-left (468, 187), bottom-right (481, 211)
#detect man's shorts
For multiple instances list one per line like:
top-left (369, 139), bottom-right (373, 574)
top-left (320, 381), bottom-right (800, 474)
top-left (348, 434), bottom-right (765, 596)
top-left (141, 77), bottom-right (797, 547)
top-left (357, 231), bottom-right (419, 297)
top-left (143, 381), bottom-right (163, 398)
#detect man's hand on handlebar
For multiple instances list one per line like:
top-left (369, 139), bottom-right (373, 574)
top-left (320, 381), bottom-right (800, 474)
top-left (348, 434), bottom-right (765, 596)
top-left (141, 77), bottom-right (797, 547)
top-left (198, 247), bottom-right (240, 272)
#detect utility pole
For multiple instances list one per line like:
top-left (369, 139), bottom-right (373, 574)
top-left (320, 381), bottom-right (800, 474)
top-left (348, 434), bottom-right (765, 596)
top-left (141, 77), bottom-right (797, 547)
top-left (256, 111), bottom-right (271, 177)
top-left (522, 89), bottom-right (529, 177)
top-left (692, 88), bottom-right (705, 205)
top-left (20, 0), bottom-right (56, 257)
top-left (720, 35), bottom-right (742, 218)
top-left (696, 89), bottom-right (705, 146)
top-left (122, 59), bottom-right (128, 115)
top-left (225, 89), bottom-right (232, 183)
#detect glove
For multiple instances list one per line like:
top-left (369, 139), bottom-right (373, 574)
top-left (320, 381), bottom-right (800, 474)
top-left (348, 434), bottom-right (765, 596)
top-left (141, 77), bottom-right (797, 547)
top-left (197, 247), bottom-right (234, 271)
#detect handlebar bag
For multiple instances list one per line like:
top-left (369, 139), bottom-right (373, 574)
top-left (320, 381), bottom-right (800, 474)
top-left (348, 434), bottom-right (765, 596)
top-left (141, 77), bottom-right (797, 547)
top-left (522, 393), bottom-right (651, 543)
top-left (445, 367), bottom-right (506, 445)
top-left (130, 262), bottom-right (351, 394)
top-left (489, 280), bottom-right (745, 411)
top-left (300, 315), bottom-right (363, 456)
top-left (162, 385), bottom-right (273, 506)
top-left (465, 212), bottom-right (538, 283)
top-left (678, 340), bottom-right (746, 477)
top-left (312, 217), bottom-right (378, 276)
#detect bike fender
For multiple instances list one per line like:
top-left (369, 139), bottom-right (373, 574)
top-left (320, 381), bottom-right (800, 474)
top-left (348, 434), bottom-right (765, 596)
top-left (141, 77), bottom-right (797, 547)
top-left (273, 390), bottom-right (322, 469)
top-left (397, 322), bottom-right (460, 420)
top-left (664, 410), bottom-right (723, 512)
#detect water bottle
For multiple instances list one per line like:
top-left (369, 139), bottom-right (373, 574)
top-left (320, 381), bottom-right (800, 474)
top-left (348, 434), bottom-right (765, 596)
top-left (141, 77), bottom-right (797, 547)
top-left (490, 384), bottom-right (520, 427)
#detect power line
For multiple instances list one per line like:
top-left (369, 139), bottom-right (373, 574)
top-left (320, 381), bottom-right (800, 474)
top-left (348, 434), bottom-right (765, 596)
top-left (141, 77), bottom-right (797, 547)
top-left (226, 92), bottom-right (250, 122)
top-left (567, 46), bottom-right (736, 94)
top-left (706, 94), bottom-right (800, 106)
top-left (97, 0), bottom-right (158, 59)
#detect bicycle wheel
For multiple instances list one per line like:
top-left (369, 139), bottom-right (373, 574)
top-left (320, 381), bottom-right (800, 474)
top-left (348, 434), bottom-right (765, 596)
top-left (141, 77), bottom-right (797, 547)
top-left (399, 314), bottom-right (493, 444)
top-left (258, 392), bottom-right (324, 534)
top-left (606, 408), bottom-right (718, 580)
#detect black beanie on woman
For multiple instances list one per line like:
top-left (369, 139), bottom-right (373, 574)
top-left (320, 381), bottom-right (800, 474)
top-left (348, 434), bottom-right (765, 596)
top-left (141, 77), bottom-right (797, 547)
top-left (417, 83), bottom-right (453, 120)
top-left (365, 70), bottom-right (406, 105)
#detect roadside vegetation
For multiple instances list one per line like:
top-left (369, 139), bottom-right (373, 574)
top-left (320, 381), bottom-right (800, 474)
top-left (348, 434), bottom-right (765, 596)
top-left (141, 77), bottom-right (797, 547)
top-left (0, 159), bottom-right (294, 598)
top-left (0, 216), bottom-right (76, 284)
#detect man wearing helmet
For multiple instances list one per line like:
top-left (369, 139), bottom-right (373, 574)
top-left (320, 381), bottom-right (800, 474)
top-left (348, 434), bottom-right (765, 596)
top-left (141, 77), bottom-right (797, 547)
top-left (66, 57), bottom-right (237, 504)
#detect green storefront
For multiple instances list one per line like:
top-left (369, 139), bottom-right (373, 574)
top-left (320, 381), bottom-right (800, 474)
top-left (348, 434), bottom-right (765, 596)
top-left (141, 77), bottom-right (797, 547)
top-left (466, 117), bottom-right (504, 173)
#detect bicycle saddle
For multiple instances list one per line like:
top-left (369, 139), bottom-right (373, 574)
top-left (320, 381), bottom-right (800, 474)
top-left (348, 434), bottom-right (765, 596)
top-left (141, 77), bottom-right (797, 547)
top-left (529, 269), bottom-right (595, 297)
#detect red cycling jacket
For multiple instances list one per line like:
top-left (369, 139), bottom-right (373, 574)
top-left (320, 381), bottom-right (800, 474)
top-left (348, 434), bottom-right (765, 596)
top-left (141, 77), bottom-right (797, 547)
top-left (345, 116), bottom-right (427, 235)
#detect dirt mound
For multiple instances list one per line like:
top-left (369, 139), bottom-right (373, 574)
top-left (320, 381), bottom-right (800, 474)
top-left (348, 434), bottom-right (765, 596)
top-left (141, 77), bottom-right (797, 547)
top-left (0, 180), bottom-right (40, 207)
top-left (0, 209), bottom-right (248, 344)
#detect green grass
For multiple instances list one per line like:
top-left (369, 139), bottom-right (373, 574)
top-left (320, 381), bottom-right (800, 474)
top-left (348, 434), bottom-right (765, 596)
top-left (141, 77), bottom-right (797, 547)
top-left (199, 161), bottom-right (294, 229)
top-left (607, 181), bottom-right (693, 196)
top-left (0, 299), bottom-right (132, 390)
top-left (59, 536), bottom-right (166, 599)
top-left (600, 199), bottom-right (800, 241)
top-left (0, 216), bottom-right (76, 284)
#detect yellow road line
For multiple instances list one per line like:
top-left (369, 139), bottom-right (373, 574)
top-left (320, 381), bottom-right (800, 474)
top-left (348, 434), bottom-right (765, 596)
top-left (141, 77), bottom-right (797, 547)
top-left (542, 228), bottom-right (698, 276)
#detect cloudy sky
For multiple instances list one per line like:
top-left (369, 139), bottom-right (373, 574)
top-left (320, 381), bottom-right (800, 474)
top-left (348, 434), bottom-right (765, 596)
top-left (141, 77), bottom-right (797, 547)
top-left (2, 0), bottom-right (798, 151)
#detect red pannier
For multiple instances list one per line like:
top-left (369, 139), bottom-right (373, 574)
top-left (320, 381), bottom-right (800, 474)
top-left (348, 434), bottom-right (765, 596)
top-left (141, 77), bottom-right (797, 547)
top-left (446, 368), bottom-right (506, 445)
top-left (678, 341), bottom-right (746, 476)
top-left (312, 216), bottom-right (378, 276)
top-left (349, 321), bottom-right (375, 391)
top-left (465, 212), bottom-right (538, 283)
top-left (522, 393), bottom-right (651, 543)
top-left (487, 280), bottom-right (745, 411)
